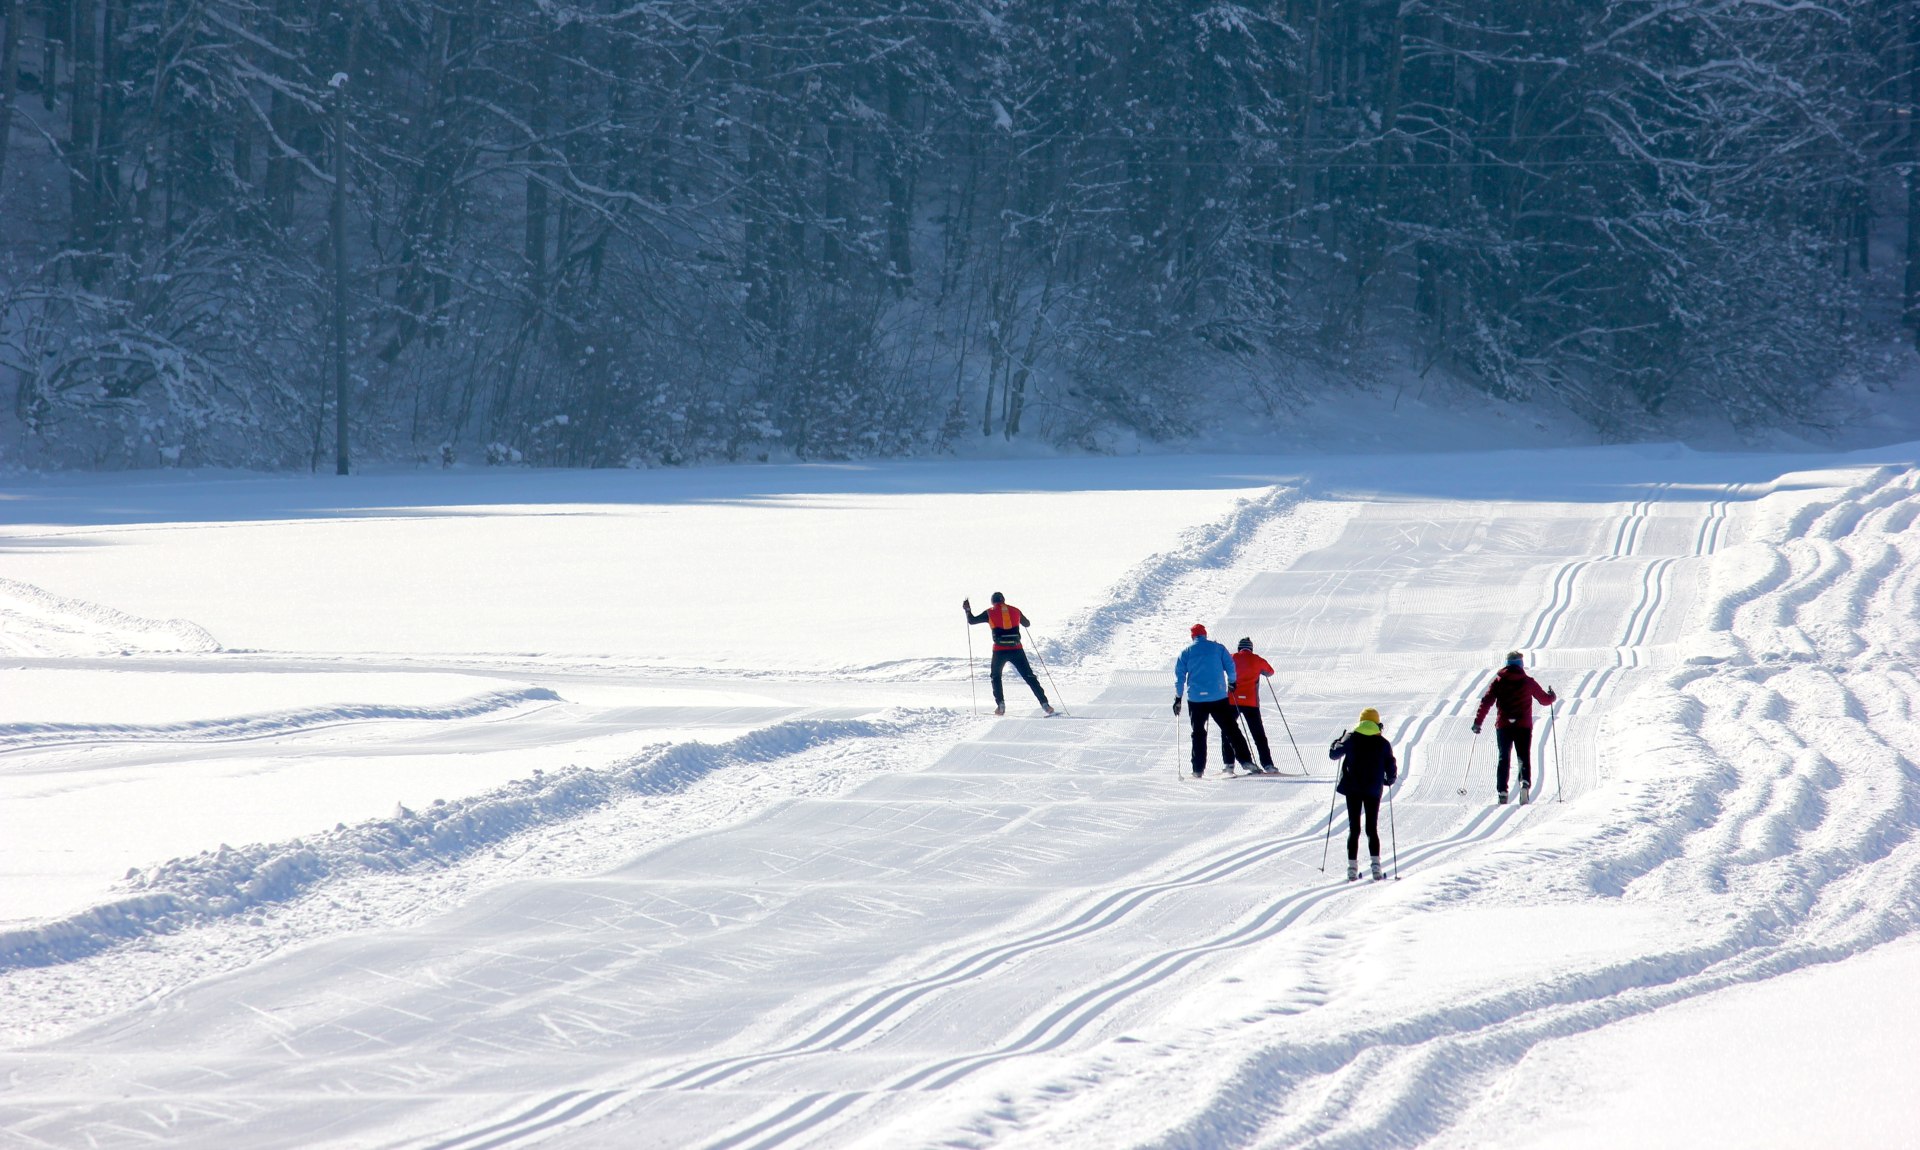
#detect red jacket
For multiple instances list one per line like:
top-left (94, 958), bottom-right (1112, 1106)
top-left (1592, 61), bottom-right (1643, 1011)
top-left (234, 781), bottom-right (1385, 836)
top-left (1228, 651), bottom-right (1273, 706)
top-left (1474, 666), bottom-right (1556, 729)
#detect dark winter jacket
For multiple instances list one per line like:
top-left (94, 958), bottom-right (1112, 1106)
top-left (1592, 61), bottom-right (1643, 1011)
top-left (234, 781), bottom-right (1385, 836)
top-left (1330, 728), bottom-right (1398, 799)
top-left (1473, 666), bottom-right (1557, 729)
top-left (1174, 638), bottom-right (1237, 703)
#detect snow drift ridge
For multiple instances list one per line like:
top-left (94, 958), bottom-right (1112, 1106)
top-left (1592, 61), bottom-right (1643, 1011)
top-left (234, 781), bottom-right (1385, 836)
top-left (0, 577), bottom-right (221, 655)
top-left (0, 708), bottom-right (959, 970)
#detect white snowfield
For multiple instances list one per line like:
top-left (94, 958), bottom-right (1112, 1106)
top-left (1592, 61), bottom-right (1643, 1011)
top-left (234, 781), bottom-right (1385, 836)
top-left (1, 448), bottom-right (1918, 1148)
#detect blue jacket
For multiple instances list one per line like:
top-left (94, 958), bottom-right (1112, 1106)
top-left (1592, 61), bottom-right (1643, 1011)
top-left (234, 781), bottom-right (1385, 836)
top-left (1174, 638), bottom-right (1237, 702)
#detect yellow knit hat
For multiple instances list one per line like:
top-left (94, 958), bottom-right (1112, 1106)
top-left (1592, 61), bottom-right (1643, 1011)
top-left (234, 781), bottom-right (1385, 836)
top-left (1359, 707), bottom-right (1381, 724)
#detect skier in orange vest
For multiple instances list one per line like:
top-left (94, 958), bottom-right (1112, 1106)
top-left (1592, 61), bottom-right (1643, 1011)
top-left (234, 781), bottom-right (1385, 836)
top-left (964, 592), bottom-right (1055, 716)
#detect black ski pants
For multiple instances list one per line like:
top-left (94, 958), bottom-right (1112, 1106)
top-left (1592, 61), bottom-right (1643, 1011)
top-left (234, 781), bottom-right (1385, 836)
top-left (1219, 704), bottom-right (1274, 767)
top-left (1495, 725), bottom-right (1534, 792)
top-left (1189, 698), bottom-right (1250, 772)
top-left (1346, 792), bottom-right (1382, 860)
top-left (990, 648), bottom-right (1049, 709)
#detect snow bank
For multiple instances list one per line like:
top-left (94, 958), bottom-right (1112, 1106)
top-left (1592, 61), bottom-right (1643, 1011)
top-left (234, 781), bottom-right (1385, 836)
top-left (0, 686), bottom-right (559, 751)
top-left (0, 709), bottom-right (961, 970)
top-left (0, 576), bottom-right (219, 655)
top-left (1045, 485), bottom-right (1302, 666)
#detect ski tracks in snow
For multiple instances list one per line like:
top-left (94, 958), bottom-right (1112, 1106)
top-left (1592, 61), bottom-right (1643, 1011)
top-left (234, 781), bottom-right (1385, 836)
top-left (11, 465), bottom-right (1920, 1150)
top-left (996, 465), bottom-right (1920, 1150)
top-left (401, 482), bottom-right (1735, 1150)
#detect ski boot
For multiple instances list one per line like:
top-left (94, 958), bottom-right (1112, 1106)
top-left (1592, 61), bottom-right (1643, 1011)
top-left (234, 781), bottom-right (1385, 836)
top-left (1518, 782), bottom-right (1532, 805)
top-left (1346, 860), bottom-right (1360, 883)
top-left (1262, 763), bottom-right (1280, 775)
top-left (1370, 857), bottom-right (1384, 881)
top-left (1497, 789), bottom-right (1509, 805)
top-left (993, 705), bottom-right (1005, 716)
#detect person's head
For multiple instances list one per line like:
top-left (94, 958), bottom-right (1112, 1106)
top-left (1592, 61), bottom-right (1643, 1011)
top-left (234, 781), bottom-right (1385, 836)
top-left (1356, 707), bottom-right (1382, 735)
top-left (1505, 649), bottom-right (1524, 669)
top-left (1190, 623), bottom-right (1207, 639)
top-left (1237, 637), bottom-right (1253, 652)
top-left (991, 592), bottom-right (1005, 605)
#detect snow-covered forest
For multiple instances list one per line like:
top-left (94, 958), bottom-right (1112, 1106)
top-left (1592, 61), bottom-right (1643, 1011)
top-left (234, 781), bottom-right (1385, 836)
top-left (0, 1), bottom-right (1915, 468)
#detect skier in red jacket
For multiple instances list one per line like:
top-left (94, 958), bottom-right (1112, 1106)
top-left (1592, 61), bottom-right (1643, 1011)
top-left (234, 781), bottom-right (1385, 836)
top-left (1472, 650), bottom-right (1557, 804)
top-left (1219, 637), bottom-right (1278, 773)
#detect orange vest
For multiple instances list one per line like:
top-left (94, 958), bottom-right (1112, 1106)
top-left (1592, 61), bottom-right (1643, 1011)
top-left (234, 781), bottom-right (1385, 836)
top-left (987, 603), bottom-right (1024, 650)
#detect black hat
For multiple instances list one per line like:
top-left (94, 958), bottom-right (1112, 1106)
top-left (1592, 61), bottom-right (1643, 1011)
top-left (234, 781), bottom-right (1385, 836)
top-left (991, 591), bottom-right (1005, 604)
top-left (1237, 637), bottom-right (1253, 651)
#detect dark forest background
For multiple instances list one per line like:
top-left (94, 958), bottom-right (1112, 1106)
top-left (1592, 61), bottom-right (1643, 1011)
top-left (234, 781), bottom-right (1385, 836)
top-left (1, 1), bottom-right (1917, 468)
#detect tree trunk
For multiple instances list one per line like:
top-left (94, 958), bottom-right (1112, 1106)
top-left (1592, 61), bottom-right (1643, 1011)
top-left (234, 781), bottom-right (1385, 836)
top-left (332, 75), bottom-right (350, 475)
top-left (1360, 2), bottom-right (1404, 290)
top-left (40, 0), bottom-right (59, 112)
top-left (67, 0), bottom-right (97, 259)
top-left (885, 65), bottom-right (913, 293)
top-left (524, 48), bottom-right (551, 327)
top-left (94, 0), bottom-right (121, 246)
top-left (1906, 5), bottom-right (1920, 345)
top-left (0, 0), bottom-right (20, 197)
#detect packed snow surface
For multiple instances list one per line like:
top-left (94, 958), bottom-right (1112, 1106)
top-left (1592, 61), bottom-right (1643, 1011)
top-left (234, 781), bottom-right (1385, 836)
top-left (2, 448), bottom-right (1918, 1148)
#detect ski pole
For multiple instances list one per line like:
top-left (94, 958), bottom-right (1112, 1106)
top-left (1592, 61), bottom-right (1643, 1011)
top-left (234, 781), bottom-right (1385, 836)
top-left (965, 617), bottom-right (978, 716)
top-left (1176, 706), bottom-right (1185, 782)
top-left (1388, 787), bottom-right (1400, 879)
top-left (1552, 699), bottom-right (1565, 803)
top-left (1318, 783), bottom-right (1339, 872)
top-left (1263, 677), bottom-right (1310, 776)
top-left (1026, 625), bottom-right (1068, 714)
top-left (1456, 725), bottom-right (1480, 795)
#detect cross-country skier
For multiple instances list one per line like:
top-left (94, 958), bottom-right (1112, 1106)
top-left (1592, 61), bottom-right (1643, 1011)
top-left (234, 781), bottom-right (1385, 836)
top-left (964, 593), bottom-right (1054, 716)
top-left (1220, 637), bottom-right (1279, 773)
top-left (1472, 650), bottom-right (1557, 804)
top-left (1174, 624), bottom-right (1251, 777)
top-left (1329, 708), bottom-right (1398, 881)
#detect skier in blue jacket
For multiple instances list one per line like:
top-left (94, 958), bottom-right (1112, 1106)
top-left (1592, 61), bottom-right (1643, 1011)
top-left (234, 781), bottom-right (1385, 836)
top-left (1174, 624), bottom-right (1252, 777)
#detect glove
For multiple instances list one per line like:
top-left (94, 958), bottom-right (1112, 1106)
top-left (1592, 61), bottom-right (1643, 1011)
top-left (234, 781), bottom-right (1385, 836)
top-left (1471, 723), bottom-right (1482, 735)
top-left (962, 598), bottom-right (971, 612)
top-left (1172, 697), bottom-right (1183, 715)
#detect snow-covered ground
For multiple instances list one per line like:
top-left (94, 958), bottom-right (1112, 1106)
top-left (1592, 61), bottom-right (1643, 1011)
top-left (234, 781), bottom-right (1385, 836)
top-left (2, 445), bottom-right (1918, 1148)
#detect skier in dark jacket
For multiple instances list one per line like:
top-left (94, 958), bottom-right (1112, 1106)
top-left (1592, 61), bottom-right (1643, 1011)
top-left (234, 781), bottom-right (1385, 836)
top-left (1472, 650), bottom-right (1557, 804)
top-left (1174, 624), bottom-right (1252, 777)
top-left (964, 593), bottom-right (1054, 716)
top-left (1329, 708), bottom-right (1398, 881)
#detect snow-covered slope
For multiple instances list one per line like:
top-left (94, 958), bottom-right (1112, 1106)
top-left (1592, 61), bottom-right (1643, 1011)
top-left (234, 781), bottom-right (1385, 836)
top-left (1, 447), bottom-right (1917, 1149)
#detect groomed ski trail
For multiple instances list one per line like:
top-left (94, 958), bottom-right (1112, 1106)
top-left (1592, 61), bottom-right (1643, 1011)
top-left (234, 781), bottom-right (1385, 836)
top-left (362, 483), bottom-right (1735, 1150)
top-left (7, 465), bottom-right (1917, 1150)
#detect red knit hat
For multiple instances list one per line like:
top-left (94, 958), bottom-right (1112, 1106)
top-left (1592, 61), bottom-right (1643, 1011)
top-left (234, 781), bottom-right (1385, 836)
top-left (1190, 624), bottom-right (1207, 638)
